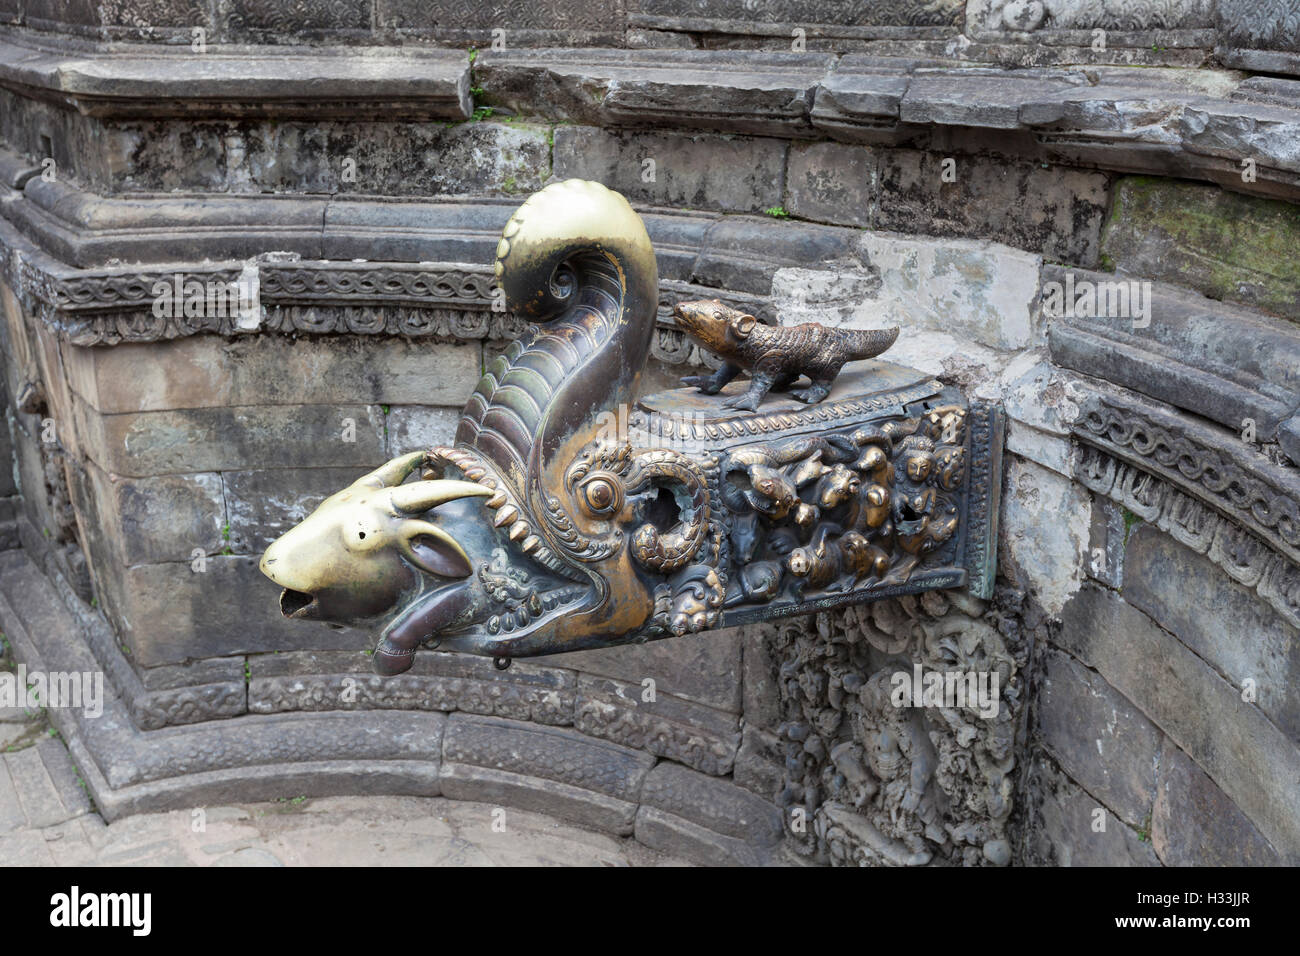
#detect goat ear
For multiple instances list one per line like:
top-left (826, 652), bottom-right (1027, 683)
top-left (399, 520), bottom-right (474, 578)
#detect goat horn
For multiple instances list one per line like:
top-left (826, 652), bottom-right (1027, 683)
top-left (391, 479), bottom-right (491, 514)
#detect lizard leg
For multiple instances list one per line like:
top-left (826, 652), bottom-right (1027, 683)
top-left (723, 369), bottom-right (776, 411)
top-left (681, 361), bottom-right (740, 395)
top-left (793, 377), bottom-right (834, 404)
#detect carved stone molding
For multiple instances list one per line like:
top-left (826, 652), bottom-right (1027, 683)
top-left (1075, 443), bottom-right (1300, 633)
top-left (0, 33), bottom-right (472, 119)
top-left (630, 0), bottom-right (965, 38)
top-left (1074, 393), bottom-right (1300, 566)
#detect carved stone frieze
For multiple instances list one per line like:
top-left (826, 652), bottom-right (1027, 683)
top-left (973, 0), bottom-right (1213, 34)
top-left (773, 588), bottom-right (1032, 866)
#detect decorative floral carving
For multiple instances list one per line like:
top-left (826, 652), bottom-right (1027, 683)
top-left (1217, 0), bottom-right (1300, 48)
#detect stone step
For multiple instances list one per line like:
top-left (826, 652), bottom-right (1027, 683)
top-left (0, 37), bottom-right (471, 121)
top-left (0, 738), bottom-right (91, 833)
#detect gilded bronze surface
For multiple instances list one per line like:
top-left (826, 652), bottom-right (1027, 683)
top-left (260, 180), bottom-right (1001, 673)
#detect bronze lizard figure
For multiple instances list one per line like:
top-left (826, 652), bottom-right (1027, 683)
top-left (673, 299), bottom-right (900, 412)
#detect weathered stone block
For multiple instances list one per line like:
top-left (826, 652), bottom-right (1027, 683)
top-left (378, 0), bottom-right (625, 45)
top-left (785, 141), bottom-right (877, 227)
top-left (1152, 738), bottom-right (1281, 866)
top-left (1, 739), bottom-right (93, 831)
top-left (1086, 495), bottom-right (1126, 588)
top-left (970, 0), bottom-right (1214, 35)
top-left (542, 626), bottom-right (742, 713)
top-left (7, 413), bottom-right (63, 547)
top-left (247, 120), bottom-right (548, 197)
top-left (1101, 177), bottom-right (1300, 320)
top-left (987, 352), bottom-right (1087, 477)
top-left (476, 49), bottom-right (834, 136)
top-left (733, 725), bottom-right (783, 800)
top-left (741, 621), bottom-right (785, 732)
top-left (1024, 755), bottom-right (1160, 867)
top-left (64, 334), bottom-right (482, 413)
top-left (1122, 523), bottom-right (1300, 741)
top-left (223, 467), bottom-right (370, 556)
top-left (74, 399), bottom-right (387, 477)
top-left (112, 556), bottom-right (363, 667)
top-left (81, 456), bottom-right (225, 566)
top-left (634, 0), bottom-right (964, 32)
top-left (1217, 0), bottom-right (1300, 75)
top-left (439, 713), bottom-right (654, 835)
top-left (768, 264), bottom-right (884, 327)
top-left (634, 761), bottom-right (782, 865)
top-left (322, 198), bottom-right (511, 262)
top-left (1181, 100), bottom-right (1300, 178)
top-left (573, 674), bottom-right (741, 776)
top-left (901, 70), bottom-right (1091, 130)
top-left (1043, 267), bottom-right (1300, 436)
top-left (218, 0), bottom-right (369, 42)
top-left (104, 122), bottom-right (230, 193)
top-left (875, 150), bottom-right (1110, 266)
top-left (384, 405), bottom-right (460, 456)
top-left (22, 0), bottom-right (100, 29)
top-left (1000, 456), bottom-right (1090, 617)
top-left (810, 57), bottom-right (909, 136)
top-left (1037, 648), bottom-right (1160, 827)
top-left (692, 216), bottom-right (861, 294)
top-left (856, 232), bottom-right (1043, 350)
top-left (552, 126), bottom-right (786, 213)
top-left (1057, 585), bottom-right (1300, 862)
top-left (98, 0), bottom-right (209, 31)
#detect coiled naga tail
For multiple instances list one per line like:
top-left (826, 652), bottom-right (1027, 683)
top-left (261, 180), bottom-right (718, 673)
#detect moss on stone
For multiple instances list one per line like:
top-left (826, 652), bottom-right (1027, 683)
top-left (1101, 176), bottom-right (1300, 322)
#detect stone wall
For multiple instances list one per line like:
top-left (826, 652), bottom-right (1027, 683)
top-left (0, 0), bottom-right (1286, 69)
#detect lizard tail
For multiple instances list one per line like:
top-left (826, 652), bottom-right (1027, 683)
top-left (841, 326), bottom-right (900, 361)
